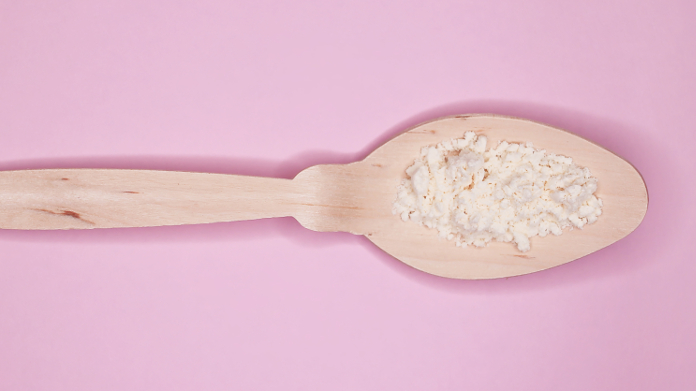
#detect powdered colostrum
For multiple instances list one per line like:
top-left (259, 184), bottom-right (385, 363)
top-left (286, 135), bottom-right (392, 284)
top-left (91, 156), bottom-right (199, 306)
top-left (392, 131), bottom-right (603, 252)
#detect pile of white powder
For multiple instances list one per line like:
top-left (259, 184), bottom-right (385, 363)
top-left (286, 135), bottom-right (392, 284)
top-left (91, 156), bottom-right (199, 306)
top-left (392, 131), bottom-right (603, 252)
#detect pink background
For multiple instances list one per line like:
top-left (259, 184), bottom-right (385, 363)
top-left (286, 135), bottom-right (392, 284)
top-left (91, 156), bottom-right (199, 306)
top-left (1, 1), bottom-right (695, 390)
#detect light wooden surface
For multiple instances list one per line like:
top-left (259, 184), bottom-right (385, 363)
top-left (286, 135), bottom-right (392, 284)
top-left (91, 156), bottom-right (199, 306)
top-left (0, 170), bottom-right (300, 229)
top-left (0, 115), bottom-right (648, 279)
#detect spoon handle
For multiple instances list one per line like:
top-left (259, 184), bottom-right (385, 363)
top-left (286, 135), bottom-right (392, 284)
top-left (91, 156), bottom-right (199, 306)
top-left (0, 169), bottom-right (301, 230)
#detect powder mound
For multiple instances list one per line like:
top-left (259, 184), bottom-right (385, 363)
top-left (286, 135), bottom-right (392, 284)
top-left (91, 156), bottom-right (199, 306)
top-left (392, 132), bottom-right (603, 252)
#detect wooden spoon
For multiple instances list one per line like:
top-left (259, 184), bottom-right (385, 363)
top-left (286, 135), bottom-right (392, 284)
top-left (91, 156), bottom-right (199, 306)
top-left (0, 114), bottom-right (647, 279)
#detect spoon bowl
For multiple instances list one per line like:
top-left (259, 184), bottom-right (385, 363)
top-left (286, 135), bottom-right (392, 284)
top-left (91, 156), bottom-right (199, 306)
top-left (0, 114), bottom-right (648, 279)
top-left (294, 115), bottom-right (647, 278)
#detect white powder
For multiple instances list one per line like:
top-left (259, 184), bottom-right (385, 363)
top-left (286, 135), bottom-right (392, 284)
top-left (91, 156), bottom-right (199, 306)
top-left (392, 132), bottom-right (603, 252)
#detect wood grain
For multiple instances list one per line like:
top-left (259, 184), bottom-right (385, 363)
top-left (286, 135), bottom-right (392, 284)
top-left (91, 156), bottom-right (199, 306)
top-left (0, 170), bottom-right (301, 229)
top-left (0, 115), bottom-right (648, 279)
